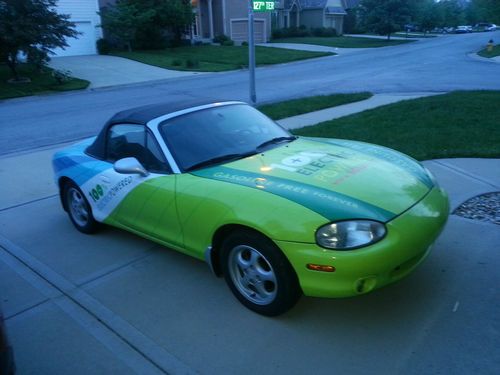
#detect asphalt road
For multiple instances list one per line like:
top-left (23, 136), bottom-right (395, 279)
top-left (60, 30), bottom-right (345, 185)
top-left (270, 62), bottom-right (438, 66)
top-left (1, 31), bottom-right (499, 155)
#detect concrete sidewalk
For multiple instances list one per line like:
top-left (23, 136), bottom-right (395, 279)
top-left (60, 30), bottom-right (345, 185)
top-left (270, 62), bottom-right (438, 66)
top-left (258, 42), bottom-right (370, 55)
top-left (277, 92), bottom-right (444, 129)
top-left (49, 55), bottom-right (206, 89)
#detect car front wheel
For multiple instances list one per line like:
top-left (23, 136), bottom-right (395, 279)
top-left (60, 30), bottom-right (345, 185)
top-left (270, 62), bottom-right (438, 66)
top-left (64, 181), bottom-right (98, 234)
top-left (221, 230), bottom-right (301, 316)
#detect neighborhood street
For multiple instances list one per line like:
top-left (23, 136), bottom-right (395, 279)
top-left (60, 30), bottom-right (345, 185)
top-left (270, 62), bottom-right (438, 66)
top-left (1, 31), bottom-right (499, 156)
top-left (1, 32), bottom-right (500, 375)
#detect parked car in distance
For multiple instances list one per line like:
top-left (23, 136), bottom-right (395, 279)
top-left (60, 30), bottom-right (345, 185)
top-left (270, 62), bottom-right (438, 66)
top-left (455, 26), bottom-right (471, 33)
top-left (475, 23), bottom-right (497, 32)
top-left (404, 23), bottom-right (420, 32)
top-left (52, 100), bottom-right (449, 316)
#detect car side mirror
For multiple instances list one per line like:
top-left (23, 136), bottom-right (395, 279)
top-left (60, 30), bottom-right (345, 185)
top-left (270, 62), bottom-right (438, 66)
top-left (114, 157), bottom-right (149, 177)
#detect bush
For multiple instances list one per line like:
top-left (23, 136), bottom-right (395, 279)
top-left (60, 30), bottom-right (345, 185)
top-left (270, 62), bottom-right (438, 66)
top-left (172, 59), bottom-right (182, 66)
top-left (311, 27), bottom-right (337, 37)
top-left (271, 26), bottom-right (311, 39)
top-left (241, 41), bottom-right (248, 46)
top-left (185, 59), bottom-right (199, 68)
top-left (222, 39), bottom-right (234, 46)
top-left (213, 34), bottom-right (231, 44)
top-left (96, 38), bottom-right (112, 55)
top-left (52, 69), bottom-right (72, 84)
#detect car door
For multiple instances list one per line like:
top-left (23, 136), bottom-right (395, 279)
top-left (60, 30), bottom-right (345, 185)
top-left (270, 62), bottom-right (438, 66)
top-left (87, 123), bottom-right (183, 247)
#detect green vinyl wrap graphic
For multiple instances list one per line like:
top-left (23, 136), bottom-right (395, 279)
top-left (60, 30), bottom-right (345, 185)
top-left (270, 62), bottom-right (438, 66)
top-left (101, 137), bottom-right (449, 297)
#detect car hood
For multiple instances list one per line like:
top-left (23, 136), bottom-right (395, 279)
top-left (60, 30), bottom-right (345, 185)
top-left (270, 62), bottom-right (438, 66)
top-left (193, 137), bottom-right (434, 223)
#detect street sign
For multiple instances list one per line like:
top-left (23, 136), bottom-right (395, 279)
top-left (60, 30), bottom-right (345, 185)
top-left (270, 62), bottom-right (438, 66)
top-left (252, 1), bottom-right (275, 12)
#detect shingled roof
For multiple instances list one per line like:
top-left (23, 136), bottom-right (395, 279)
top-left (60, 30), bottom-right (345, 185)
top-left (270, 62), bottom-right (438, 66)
top-left (283, 0), bottom-right (347, 12)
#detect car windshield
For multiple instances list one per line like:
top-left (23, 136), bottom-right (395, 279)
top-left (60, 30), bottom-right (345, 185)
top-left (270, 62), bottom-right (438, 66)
top-left (159, 103), bottom-right (294, 171)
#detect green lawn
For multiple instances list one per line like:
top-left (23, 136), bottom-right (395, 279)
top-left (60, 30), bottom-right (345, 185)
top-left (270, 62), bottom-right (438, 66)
top-left (293, 91), bottom-right (500, 160)
top-left (0, 63), bottom-right (89, 100)
top-left (270, 36), bottom-right (414, 48)
top-left (112, 45), bottom-right (333, 72)
top-left (258, 92), bottom-right (372, 120)
top-left (478, 44), bottom-right (500, 58)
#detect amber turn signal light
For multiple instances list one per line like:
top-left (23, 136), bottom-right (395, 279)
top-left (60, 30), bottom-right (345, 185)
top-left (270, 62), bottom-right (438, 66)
top-left (307, 264), bottom-right (336, 272)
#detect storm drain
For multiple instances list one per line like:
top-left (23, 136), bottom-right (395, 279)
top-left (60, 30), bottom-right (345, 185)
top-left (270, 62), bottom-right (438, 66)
top-left (453, 192), bottom-right (500, 225)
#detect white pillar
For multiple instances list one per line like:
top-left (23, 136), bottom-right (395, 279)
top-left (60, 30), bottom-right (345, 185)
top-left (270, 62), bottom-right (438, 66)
top-left (222, 0), bottom-right (227, 35)
top-left (208, 0), bottom-right (214, 39)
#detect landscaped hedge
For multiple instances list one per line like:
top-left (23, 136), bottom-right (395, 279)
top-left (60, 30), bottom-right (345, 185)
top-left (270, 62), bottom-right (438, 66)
top-left (272, 26), bottom-right (337, 39)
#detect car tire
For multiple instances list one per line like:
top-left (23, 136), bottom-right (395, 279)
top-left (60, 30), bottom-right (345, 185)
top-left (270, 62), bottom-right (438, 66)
top-left (221, 230), bottom-right (301, 316)
top-left (63, 181), bottom-right (98, 234)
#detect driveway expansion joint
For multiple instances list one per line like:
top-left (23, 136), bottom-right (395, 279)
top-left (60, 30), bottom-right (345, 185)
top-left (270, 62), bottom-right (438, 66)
top-left (0, 234), bottom-right (196, 375)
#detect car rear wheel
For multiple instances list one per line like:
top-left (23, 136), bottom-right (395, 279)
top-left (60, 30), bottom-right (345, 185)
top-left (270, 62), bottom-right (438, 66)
top-left (64, 182), bottom-right (98, 234)
top-left (221, 230), bottom-right (301, 316)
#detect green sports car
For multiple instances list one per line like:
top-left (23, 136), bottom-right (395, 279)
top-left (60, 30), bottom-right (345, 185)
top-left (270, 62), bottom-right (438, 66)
top-left (53, 100), bottom-right (449, 316)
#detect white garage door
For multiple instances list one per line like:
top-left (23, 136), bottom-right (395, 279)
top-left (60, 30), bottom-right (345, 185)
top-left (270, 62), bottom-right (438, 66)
top-left (52, 21), bottom-right (96, 57)
top-left (230, 19), bottom-right (266, 44)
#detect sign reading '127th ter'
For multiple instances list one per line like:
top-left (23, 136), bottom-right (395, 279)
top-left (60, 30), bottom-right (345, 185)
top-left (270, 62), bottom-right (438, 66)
top-left (253, 1), bottom-right (275, 12)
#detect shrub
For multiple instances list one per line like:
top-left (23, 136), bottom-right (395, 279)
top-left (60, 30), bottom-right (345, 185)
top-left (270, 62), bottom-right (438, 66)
top-left (311, 27), bottom-right (337, 37)
top-left (271, 26), bottom-right (311, 39)
top-left (185, 59), bottom-right (199, 68)
top-left (52, 69), bottom-right (72, 84)
top-left (96, 38), bottom-right (112, 55)
top-left (213, 34), bottom-right (230, 44)
top-left (222, 39), bottom-right (234, 46)
top-left (172, 59), bottom-right (182, 66)
top-left (241, 41), bottom-right (248, 46)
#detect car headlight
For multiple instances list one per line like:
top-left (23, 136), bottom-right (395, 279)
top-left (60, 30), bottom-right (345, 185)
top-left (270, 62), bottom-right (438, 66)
top-left (316, 220), bottom-right (386, 250)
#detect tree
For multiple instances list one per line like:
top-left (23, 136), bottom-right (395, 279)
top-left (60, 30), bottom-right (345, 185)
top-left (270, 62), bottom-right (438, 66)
top-left (0, 0), bottom-right (78, 81)
top-left (153, 0), bottom-right (195, 43)
top-left (99, 0), bottom-right (155, 52)
top-left (99, 0), bottom-right (194, 50)
top-left (436, 0), bottom-right (465, 27)
top-left (359, 0), bottom-right (412, 40)
top-left (415, 0), bottom-right (441, 33)
top-left (469, 0), bottom-right (500, 24)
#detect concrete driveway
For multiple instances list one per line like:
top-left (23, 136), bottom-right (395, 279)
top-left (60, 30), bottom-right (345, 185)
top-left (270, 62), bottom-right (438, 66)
top-left (48, 55), bottom-right (206, 89)
top-left (1, 143), bottom-right (499, 374)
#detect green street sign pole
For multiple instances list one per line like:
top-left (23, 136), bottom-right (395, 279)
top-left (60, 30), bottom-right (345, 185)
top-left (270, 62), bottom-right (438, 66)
top-left (248, 1), bottom-right (256, 104)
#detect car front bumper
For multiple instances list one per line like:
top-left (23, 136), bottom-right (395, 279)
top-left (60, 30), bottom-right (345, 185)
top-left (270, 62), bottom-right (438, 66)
top-left (277, 186), bottom-right (449, 298)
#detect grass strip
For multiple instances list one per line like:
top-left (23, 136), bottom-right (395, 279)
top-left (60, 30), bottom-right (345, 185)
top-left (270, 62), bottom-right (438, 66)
top-left (293, 91), bottom-right (500, 160)
top-left (271, 36), bottom-right (414, 48)
top-left (258, 92), bottom-right (372, 120)
top-left (112, 45), bottom-right (333, 72)
top-left (478, 44), bottom-right (500, 58)
top-left (0, 63), bottom-right (89, 100)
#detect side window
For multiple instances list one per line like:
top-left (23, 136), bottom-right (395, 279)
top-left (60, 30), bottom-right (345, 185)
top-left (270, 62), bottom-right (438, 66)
top-left (106, 124), bottom-right (171, 173)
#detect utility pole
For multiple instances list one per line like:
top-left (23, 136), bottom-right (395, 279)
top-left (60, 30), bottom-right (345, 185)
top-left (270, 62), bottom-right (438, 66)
top-left (248, 1), bottom-right (256, 104)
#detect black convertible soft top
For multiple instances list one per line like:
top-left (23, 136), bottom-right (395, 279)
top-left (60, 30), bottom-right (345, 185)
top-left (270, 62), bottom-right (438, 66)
top-left (86, 98), bottom-right (233, 159)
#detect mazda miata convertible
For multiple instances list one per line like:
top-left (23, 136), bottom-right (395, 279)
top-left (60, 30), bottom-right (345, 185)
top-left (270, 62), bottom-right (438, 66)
top-left (53, 100), bottom-right (449, 316)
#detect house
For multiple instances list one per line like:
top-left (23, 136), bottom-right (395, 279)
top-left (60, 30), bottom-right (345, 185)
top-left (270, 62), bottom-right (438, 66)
top-left (52, 0), bottom-right (103, 56)
top-left (192, 0), bottom-right (272, 43)
top-left (97, 0), bottom-right (271, 45)
top-left (275, 0), bottom-right (354, 35)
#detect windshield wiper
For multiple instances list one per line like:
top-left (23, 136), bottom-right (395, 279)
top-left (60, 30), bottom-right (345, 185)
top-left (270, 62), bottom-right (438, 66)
top-left (256, 136), bottom-right (297, 151)
top-left (185, 151), bottom-right (255, 172)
